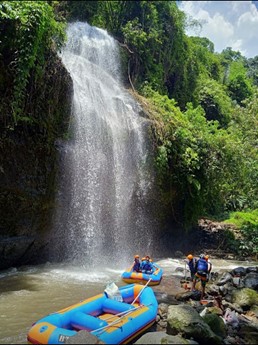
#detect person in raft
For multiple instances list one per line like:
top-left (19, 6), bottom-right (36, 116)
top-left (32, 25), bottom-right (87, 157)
top-left (186, 254), bottom-right (197, 281)
top-left (141, 255), bottom-right (154, 274)
top-left (191, 253), bottom-right (209, 300)
top-left (132, 254), bottom-right (142, 272)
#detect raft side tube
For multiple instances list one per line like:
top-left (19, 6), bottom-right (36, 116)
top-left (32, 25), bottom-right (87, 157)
top-left (70, 312), bottom-right (108, 331)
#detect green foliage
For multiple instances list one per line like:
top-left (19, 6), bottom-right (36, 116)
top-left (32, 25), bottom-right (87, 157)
top-left (224, 209), bottom-right (258, 257)
top-left (188, 36), bottom-right (223, 83)
top-left (56, 1), bottom-right (98, 22)
top-left (225, 60), bottom-right (254, 104)
top-left (221, 47), bottom-right (244, 63)
top-left (196, 78), bottom-right (233, 126)
top-left (226, 91), bottom-right (258, 211)
top-left (246, 56), bottom-right (258, 86)
top-left (0, 1), bottom-right (66, 126)
top-left (228, 75), bottom-right (253, 104)
top-left (139, 83), bottom-right (258, 226)
top-left (224, 209), bottom-right (258, 227)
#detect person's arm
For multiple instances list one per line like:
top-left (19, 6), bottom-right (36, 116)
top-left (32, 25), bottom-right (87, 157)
top-left (209, 262), bottom-right (212, 273)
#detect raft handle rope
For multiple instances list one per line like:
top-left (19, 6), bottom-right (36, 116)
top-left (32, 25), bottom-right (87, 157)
top-left (91, 303), bottom-right (153, 335)
top-left (131, 277), bottom-right (152, 305)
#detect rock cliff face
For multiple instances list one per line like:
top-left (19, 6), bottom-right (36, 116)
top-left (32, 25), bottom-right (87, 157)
top-left (0, 52), bottom-right (72, 270)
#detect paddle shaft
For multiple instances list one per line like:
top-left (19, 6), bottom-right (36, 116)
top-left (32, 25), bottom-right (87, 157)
top-left (91, 303), bottom-right (152, 334)
top-left (103, 303), bottom-right (142, 322)
top-left (131, 277), bottom-right (152, 305)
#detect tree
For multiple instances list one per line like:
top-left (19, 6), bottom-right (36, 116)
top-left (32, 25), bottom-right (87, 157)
top-left (196, 78), bottom-right (233, 126)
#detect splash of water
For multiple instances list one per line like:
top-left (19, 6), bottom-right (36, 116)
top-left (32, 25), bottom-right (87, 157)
top-left (50, 22), bottom-right (158, 267)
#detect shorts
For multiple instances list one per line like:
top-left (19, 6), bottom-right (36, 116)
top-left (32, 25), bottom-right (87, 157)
top-left (194, 271), bottom-right (207, 287)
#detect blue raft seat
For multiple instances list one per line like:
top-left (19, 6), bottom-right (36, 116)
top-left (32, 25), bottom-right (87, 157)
top-left (70, 298), bottom-right (134, 331)
top-left (70, 312), bottom-right (108, 331)
top-left (102, 298), bottom-right (135, 314)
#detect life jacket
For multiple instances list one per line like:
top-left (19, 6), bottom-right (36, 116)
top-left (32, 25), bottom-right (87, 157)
top-left (141, 260), bottom-right (153, 272)
top-left (133, 260), bottom-right (141, 271)
top-left (196, 258), bottom-right (208, 273)
top-left (188, 258), bottom-right (197, 273)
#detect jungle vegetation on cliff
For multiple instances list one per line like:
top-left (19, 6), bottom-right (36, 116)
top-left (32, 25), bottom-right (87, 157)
top-left (1, 1), bottom-right (257, 257)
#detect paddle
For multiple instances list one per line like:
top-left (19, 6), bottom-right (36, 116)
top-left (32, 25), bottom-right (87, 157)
top-left (180, 259), bottom-right (188, 284)
top-left (131, 277), bottom-right (152, 305)
top-left (91, 302), bottom-right (153, 335)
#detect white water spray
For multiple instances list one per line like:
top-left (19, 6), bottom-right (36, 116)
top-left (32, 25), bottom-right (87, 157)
top-left (50, 22), bottom-right (158, 267)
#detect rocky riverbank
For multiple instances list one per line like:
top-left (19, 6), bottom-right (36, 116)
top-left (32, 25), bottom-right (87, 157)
top-left (141, 264), bottom-right (258, 345)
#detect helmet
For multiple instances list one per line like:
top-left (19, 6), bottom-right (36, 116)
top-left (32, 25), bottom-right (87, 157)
top-left (134, 255), bottom-right (139, 259)
top-left (199, 253), bottom-right (205, 259)
top-left (187, 254), bottom-right (193, 260)
top-left (142, 257), bottom-right (146, 261)
top-left (205, 255), bottom-right (209, 261)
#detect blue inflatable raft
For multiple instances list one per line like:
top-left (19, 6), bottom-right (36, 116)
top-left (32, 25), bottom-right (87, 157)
top-left (27, 283), bottom-right (158, 344)
top-left (121, 263), bottom-right (163, 286)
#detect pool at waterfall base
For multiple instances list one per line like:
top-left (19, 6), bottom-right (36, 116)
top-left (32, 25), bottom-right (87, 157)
top-left (27, 283), bottom-right (158, 344)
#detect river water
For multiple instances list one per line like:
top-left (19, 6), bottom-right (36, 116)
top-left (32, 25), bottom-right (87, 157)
top-left (0, 258), bottom-right (256, 344)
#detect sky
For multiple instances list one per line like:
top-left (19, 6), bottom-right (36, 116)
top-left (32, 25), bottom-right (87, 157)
top-left (177, 1), bottom-right (258, 58)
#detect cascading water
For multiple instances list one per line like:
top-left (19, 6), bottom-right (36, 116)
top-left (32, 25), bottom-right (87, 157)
top-left (50, 22), bottom-right (159, 267)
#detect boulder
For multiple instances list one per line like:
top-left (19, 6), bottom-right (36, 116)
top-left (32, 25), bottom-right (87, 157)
top-left (167, 304), bottom-right (222, 345)
top-left (175, 290), bottom-right (201, 301)
top-left (231, 267), bottom-right (246, 277)
top-left (246, 267), bottom-right (258, 274)
top-left (217, 272), bottom-right (233, 286)
top-left (64, 331), bottom-right (104, 344)
top-left (238, 321), bottom-right (258, 344)
top-left (231, 288), bottom-right (258, 310)
top-left (243, 272), bottom-right (258, 291)
top-left (203, 313), bottom-right (227, 338)
top-left (134, 331), bottom-right (198, 344)
top-left (0, 236), bottom-right (35, 269)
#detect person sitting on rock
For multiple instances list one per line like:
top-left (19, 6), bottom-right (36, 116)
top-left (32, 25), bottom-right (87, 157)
top-left (141, 255), bottom-right (154, 274)
top-left (132, 254), bottom-right (141, 272)
top-left (191, 253), bottom-right (209, 300)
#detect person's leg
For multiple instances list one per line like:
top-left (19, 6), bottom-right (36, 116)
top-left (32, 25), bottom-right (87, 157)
top-left (200, 280), bottom-right (206, 300)
top-left (191, 271), bottom-right (195, 281)
top-left (191, 274), bottom-right (197, 291)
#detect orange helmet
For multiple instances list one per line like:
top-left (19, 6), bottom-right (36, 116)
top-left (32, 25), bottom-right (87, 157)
top-left (187, 254), bottom-right (193, 260)
top-left (205, 255), bottom-right (209, 261)
top-left (134, 254), bottom-right (139, 259)
top-left (142, 257), bottom-right (146, 261)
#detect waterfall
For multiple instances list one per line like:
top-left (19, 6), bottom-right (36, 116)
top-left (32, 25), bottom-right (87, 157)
top-left (50, 22), bottom-right (159, 267)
